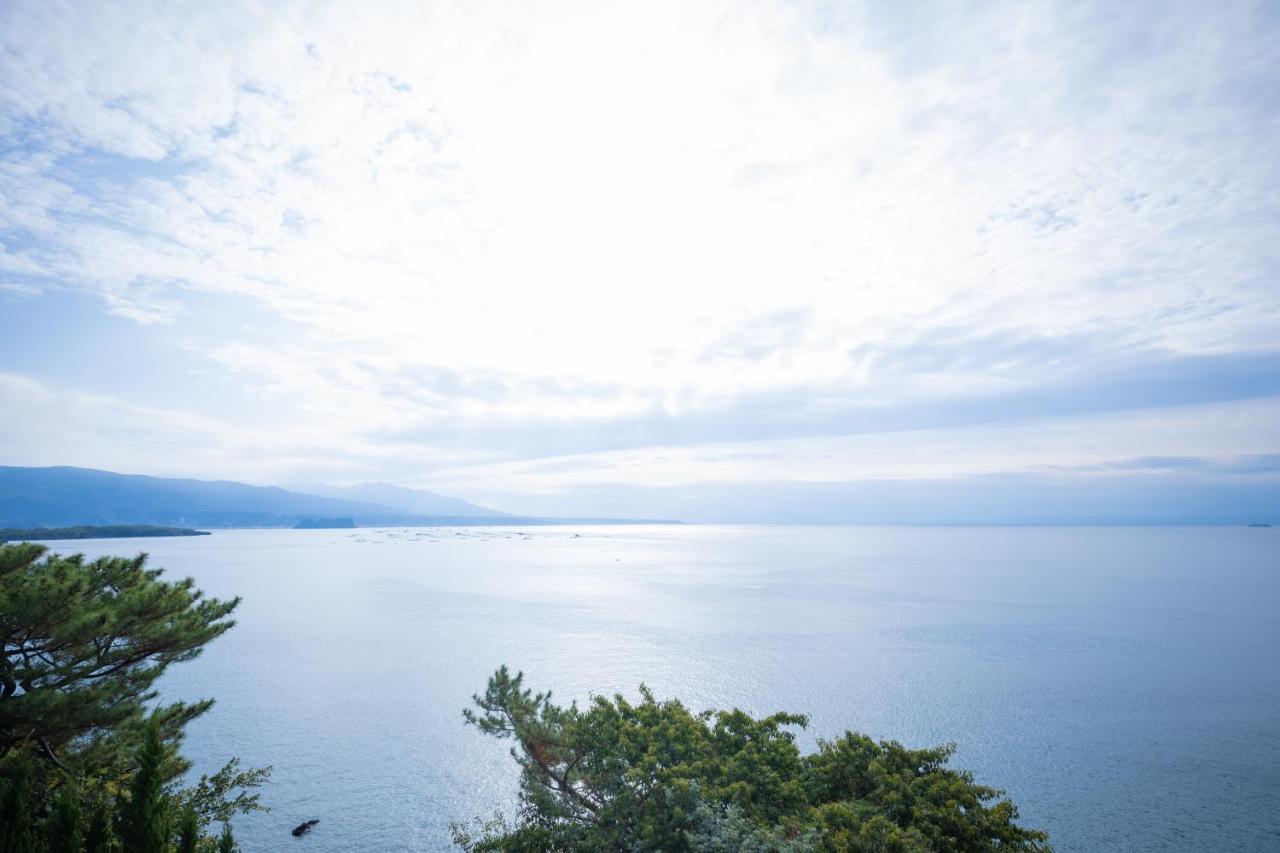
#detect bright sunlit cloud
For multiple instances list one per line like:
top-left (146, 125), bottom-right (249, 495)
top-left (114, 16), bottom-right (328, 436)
top-left (1, 0), bottom-right (1278, 518)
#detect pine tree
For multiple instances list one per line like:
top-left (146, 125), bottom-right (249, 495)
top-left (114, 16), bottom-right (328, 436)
top-left (118, 720), bottom-right (170, 853)
top-left (458, 666), bottom-right (1053, 852)
top-left (1, 544), bottom-right (268, 850)
top-left (43, 783), bottom-right (86, 852)
top-left (83, 796), bottom-right (116, 853)
top-left (0, 752), bottom-right (38, 853)
top-left (175, 803), bottom-right (200, 853)
top-left (0, 543), bottom-right (238, 770)
top-left (216, 823), bottom-right (238, 853)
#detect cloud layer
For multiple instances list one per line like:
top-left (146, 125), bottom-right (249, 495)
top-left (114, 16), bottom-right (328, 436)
top-left (1, 0), bottom-right (1278, 519)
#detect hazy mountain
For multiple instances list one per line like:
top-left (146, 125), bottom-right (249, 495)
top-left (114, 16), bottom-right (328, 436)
top-left (291, 482), bottom-right (508, 518)
top-left (0, 466), bottom-right (433, 528)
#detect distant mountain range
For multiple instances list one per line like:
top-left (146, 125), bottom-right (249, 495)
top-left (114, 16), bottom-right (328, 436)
top-left (0, 466), bottom-right (675, 528)
top-left (289, 481), bottom-right (509, 518)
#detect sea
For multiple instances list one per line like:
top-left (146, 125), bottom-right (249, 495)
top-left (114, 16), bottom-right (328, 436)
top-left (38, 525), bottom-right (1280, 852)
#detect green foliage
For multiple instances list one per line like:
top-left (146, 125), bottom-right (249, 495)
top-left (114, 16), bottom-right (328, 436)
top-left (176, 758), bottom-right (272, 828)
top-left (175, 803), bottom-right (200, 853)
top-left (0, 712), bottom-right (266, 853)
top-left (0, 542), bottom-right (237, 775)
top-left (687, 803), bottom-right (818, 852)
top-left (0, 543), bottom-right (270, 852)
top-left (83, 795), bottom-right (116, 853)
top-left (0, 752), bottom-right (38, 853)
top-left (119, 720), bottom-right (170, 853)
top-left (456, 666), bottom-right (1052, 852)
top-left (216, 823), bottom-right (238, 853)
top-left (43, 783), bottom-right (85, 852)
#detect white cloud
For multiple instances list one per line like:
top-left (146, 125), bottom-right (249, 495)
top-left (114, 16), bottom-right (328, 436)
top-left (422, 395), bottom-right (1280, 494)
top-left (0, 0), bottom-right (1277, 503)
top-left (0, 371), bottom-right (494, 486)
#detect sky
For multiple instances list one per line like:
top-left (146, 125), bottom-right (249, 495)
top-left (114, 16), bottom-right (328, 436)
top-left (1, 0), bottom-right (1278, 522)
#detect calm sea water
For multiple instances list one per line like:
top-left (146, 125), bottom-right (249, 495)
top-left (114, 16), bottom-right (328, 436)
top-left (43, 525), bottom-right (1280, 852)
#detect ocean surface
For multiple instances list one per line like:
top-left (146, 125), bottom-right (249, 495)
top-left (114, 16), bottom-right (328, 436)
top-left (40, 525), bottom-right (1280, 852)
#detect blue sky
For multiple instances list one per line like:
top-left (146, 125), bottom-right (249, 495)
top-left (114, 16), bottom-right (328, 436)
top-left (1, 0), bottom-right (1278, 521)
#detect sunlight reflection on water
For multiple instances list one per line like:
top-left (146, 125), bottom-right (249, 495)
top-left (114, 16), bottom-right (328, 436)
top-left (44, 525), bottom-right (1280, 852)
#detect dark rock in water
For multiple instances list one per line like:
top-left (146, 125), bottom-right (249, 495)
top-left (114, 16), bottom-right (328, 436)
top-left (292, 819), bottom-right (319, 837)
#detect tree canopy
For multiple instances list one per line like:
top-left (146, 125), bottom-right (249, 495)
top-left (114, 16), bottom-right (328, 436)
top-left (0, 542), bottom-right (264, 851)
top-left (455, 666), bottom-right (1052, 852)
top-left (0, 542), bottom-right (237, 771)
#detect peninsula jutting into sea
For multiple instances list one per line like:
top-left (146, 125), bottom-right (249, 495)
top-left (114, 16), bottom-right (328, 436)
top-left (0, 524), bottom-right (210, 542)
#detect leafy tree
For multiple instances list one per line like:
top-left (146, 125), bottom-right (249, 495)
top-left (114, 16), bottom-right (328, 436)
top-left (177, 757), bottom-right (272, 827)
top-left (687, 802), bottom-right (817, 852)
top-left (456, 666), bottom-right (1052, 852)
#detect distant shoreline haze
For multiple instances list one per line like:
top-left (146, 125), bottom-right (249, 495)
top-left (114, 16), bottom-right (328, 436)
top-left (0, 466), bottom-right (680, 529)
top-left (0, 465), bottom-right (1273, 527)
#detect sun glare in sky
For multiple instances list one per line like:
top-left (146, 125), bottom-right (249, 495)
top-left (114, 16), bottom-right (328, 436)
top-left (1, 0), bottom-right (1277, 519)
